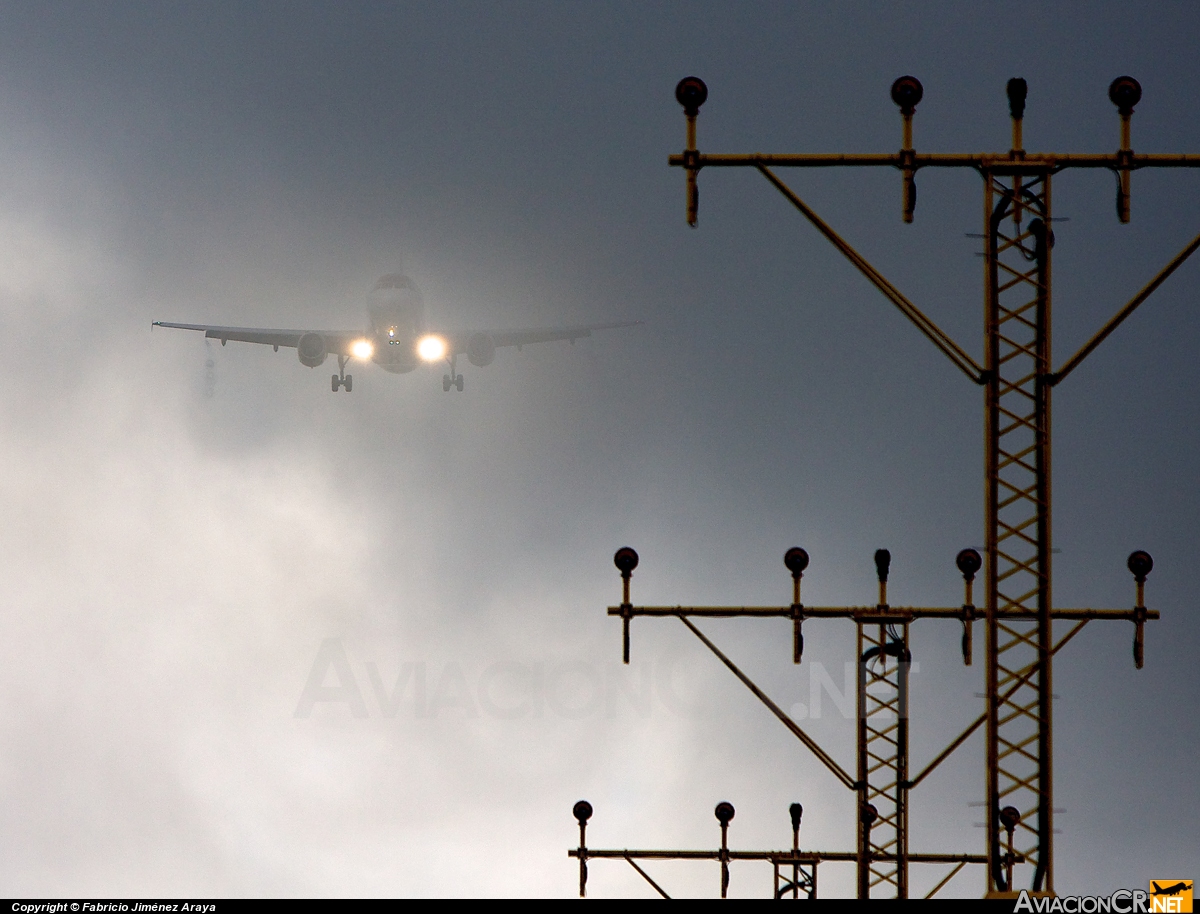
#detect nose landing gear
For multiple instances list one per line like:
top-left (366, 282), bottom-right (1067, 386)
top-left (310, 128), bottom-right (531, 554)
top-left (442, 354), bottom-right (464, 392)
top-left (331, 355), bottom-right (353, 392)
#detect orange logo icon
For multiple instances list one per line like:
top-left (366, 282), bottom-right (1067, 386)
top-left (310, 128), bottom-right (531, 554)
top-left (1150, 881), bottom-right (1193, 914)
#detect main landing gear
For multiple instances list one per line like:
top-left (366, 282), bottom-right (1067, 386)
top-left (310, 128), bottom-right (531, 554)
top-left (332, 355), bottom-right (353, 393)
top-left (442, 353), bottom-right (464, 392)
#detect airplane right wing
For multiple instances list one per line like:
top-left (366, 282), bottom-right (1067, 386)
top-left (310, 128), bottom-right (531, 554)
top-left (449, 320), bottom-right (643, 353)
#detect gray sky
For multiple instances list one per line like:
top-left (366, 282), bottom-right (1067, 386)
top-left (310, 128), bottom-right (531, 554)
top-left (0, 1), bottom-right (1196, 898)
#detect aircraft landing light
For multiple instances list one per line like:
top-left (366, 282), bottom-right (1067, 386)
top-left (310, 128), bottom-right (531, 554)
top-left (352, 339), bottom-right (374, 359)
top-left (417, 334), bottom-right (447, 362)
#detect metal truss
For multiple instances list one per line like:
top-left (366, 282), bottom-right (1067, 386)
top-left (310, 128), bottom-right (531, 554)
top-left (570, 75), bottom-right (1191, 898)
top-left (858, 614), bottom-right (909, 897)
top-left (985, 170), bottom-right (1054, 891)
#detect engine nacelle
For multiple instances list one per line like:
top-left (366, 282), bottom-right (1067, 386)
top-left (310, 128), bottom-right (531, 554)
top-left (297, 332), bottom-right (328, 368)
top-left (466, 332), bottom-right (496, 367)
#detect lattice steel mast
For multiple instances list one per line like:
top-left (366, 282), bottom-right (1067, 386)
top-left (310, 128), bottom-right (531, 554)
top-left (569, 75), bottom-right (1193, 898)
top-left (666, 74), bottom-right (1194, 895)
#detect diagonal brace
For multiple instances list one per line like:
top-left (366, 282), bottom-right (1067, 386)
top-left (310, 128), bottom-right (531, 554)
top-left (756, 164), bottom-right (984, 383)
top-left (676, 613), bottom-right (857, 790)
top-left (1053, 226), bottom-right (1200, 384)
top-left (907, 620), bottom-right (1089, 788)
top-left (626, 855), bottom-right (671, 898)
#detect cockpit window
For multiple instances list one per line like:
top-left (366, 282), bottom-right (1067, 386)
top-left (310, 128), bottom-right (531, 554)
top-left (373, 273), bottom-right (414, 291)
top-left (368, 275), bottom-right (423, 338)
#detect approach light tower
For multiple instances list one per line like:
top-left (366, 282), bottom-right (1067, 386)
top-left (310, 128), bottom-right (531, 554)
top-left (570, 77), bottom-right (1196, 899)
top-left (673, 75), bottom-right (1196, 896)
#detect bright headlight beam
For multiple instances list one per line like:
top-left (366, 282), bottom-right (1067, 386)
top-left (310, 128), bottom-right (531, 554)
top-left (417, 335), bottom-right (447, 362)
top-left (351, 339), bottom-right (374, 359)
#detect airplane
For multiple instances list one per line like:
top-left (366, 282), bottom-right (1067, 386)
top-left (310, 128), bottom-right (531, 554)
top-left (1150, 883), bottom-right (1191, 897)
top-left (153, 273), bottom-right (641, 392)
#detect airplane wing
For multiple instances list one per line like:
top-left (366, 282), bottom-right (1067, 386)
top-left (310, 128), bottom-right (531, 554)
top-left (448, 320), bottom-right (643, 353)
top-left (151, 322), bottom-right (359, 354)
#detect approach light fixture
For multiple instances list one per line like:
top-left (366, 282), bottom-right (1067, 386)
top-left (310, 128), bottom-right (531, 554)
top-left (890, 76), bottom-right (923, 115)
top-left (1109, 76), bottom-right (1142, 115)
top-left (675, 76), bottom-right (708, 116)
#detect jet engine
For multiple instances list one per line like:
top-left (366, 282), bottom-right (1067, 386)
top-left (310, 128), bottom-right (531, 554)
top-left (297, 332), bottom-right (328, 368)
top-left (466, 332), bottom-right (496, 367)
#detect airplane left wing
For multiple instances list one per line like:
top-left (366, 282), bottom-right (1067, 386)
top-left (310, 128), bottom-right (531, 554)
top-left (151, 322), bottom-right (359, 355)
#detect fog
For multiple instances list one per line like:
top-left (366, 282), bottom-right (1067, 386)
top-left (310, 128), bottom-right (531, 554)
top-left (0, 2), bottom-right (1196, 898)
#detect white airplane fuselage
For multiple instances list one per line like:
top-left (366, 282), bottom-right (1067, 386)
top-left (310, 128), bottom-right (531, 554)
top-left (366, 273), bottom-right (427, 374)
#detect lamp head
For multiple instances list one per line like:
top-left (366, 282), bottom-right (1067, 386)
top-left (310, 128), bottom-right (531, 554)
top-left (860, 803), bottom-right (878, 827)
top-left (714, 801), bottom-right (735, 826)
top-left (675, 77), bottom-right (708, 116)
top-left (956, 548), bottom-right (982, 581)
top-left (891, 76), bottom-right (924, 115)
top-left (784, 547), bottom-right (810, 576)
top-left (1006, 78), bottom-right (1028, 120)
top-left (1127, 550), bottom-right (1153, 582)
top-left (1109, 76), bottom-right (1142, 116)
top-left (999, 805), bottom-right (1021, 832)
top-left (613, 547), bottom-right (639, 577)
top-left (874, 549), bottom-right (891, 583)
top-left (573, 800), bottom-right (593, 825)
